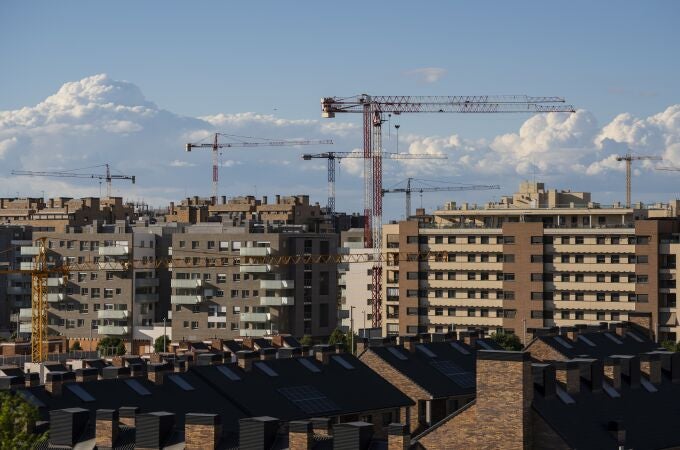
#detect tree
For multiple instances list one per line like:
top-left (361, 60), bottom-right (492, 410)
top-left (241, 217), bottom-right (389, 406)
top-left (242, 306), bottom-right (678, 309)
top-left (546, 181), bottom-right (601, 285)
top-left (154, 335), bottom-right (169, 353)
top-left (661, 340), bottom-right (679, 352)
top-left (299, 335), bottom-right (313, 347)
top-left (71, 341), bottom-right (82, 351)
top-left (97, 337), bottom-right (126, 356)
top-left (0, 391), bottom-right (46, 450)
top-left (490, 332), bottom-right (523, 351)
top-left (327, 328), bottom-right (348, 351)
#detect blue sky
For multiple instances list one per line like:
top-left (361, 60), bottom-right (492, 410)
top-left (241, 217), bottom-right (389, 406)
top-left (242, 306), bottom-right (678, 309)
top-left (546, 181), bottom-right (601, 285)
top-left (1, 1), bottom-right (679, 217)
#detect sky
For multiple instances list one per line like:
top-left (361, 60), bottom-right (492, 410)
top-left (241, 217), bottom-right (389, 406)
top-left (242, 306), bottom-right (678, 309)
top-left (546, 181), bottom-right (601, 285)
top-left (1, 1), bottom-right (679, 220)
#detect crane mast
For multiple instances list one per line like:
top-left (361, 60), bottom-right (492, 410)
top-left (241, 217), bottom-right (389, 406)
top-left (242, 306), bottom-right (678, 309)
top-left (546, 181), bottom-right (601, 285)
top-left (616, 152), bottom-right (662, 208)
top-left (186, 133), bottom-right (333, 199)
top-left (322, 94), bottom-right (575, 328)
top-left (301, 151), bottom-right (447, 215)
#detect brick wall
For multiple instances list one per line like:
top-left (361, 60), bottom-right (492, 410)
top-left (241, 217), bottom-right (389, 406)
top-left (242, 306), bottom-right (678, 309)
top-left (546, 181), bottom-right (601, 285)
top-left (416, 401), bottom-right (478, 448)
top-left (524, 338), bottom-right (566, 361)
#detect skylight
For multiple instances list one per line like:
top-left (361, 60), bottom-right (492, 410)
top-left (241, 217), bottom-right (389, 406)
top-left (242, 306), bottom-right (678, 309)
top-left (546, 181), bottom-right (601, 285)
top-left (577, 335), bottom-right (596, 347)
top-left (477, 340), bottom-right (493, 350)
top-left (626, 332), bottom-right (644, 343)
top-left (416, 345), bottom-right (437, 358)
top-left (604, 333), bottom-right (623, 344)
top-left (254, 361), bottom-right (279, 377)
top-left (450, 342), bottom-right (471, 355)
top-left (217, 365), bottom-right (242, 381)
top-left (298, 358), bottom-right (321, 373)
top-left (168, 374), bottom-right (195, 391)
top-left (66, 384), bottom-right (95, 402)
top-left (553, 336), bottom-right (574, 349)
top-left (387, 346), bottom-right (408, 360)
top-left (124, 379), bottom-right (151, 396)
top-left (332, 355), bottom-right (355, 370)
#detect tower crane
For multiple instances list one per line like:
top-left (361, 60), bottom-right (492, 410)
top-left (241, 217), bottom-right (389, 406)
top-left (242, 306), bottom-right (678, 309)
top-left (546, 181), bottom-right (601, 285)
top-left (615, 152), bottom-right (662, 208)
top-left (301, 151), bottom-right (447, 215)
top-left (382, 178), bottom-right (501, 218)
top-left (11, 164), bottom-right (135, 198)
top-left (321, 94), bottom-right (575, 327)
top-left (186, 133), bottom-right (333, 199)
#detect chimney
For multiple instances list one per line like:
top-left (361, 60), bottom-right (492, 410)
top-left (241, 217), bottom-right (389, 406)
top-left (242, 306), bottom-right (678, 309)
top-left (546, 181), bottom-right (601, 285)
top-left (112, 356), bottom-right (125, 367)
top-left (333, 421), bottom-right (374, 450)
top-left (95, 409), bottom-right (119, 449)
top-left (565, 327), bottom-right (578, 341)
top-left (314, 345), bottom-right (333, 364)
top-left (617, 355), bottom-right (641, 389)
top-left (276, 195), bottom-right (281, 204)
top-left (239, 417), bottom-right (279, 450)
top-left (130, 363), bottom-right (146, 378)
top-left (311, 417), bottom-right (331, 436)
top-left (262, 196), bottom-right (268, 205)
top-left (211, 196), bottom-right (216, 206)
top-left (430, 333), bottom-right (446, 343)
top-left (147, 363), bottom-right (170, 385)
top-left (135, 412), bottom-right (175, 449)
top-left (49, 408), bottom-right (89, 447)
top-left (476, 351), bottom-right (533, 449)
top-left (614, 322), bottom-right (628, 337)
top-left (174, 360), bottom-right (187, 373)
top-left (554, 360), bottom-right (580, 395)
top-left (640, 353), bottom-right (662, 384)
top-left (460, 331), bottom-right (478, 347)
top-left (418, 334), bottom-right (432, 344)
top-left (277, 347), bottom-right (303, 359)
top-left (659, 351), bottom-right (680, 383)
top-left (532, 363), bottom-right (556, 399)
top-left (25, 372), bottom-right (39, 387)
top-left (387, 423), bottom-right (409, 450)
top-left (604, 357), bottom-right (622, 389)
top-left (102, 366), bottom-right (131, 380)
top-left (0, 375), bottom-right (24, 391)
top-left (45, 372), bottom-right (64, 396)
top-left (221, 196), bottom-right (227, 205)
top-left (355, 338), bottom-right (368, 354)
top-left (118, 406), bottom-right (139, 428)
top-left (289, 420), bottom-right (313, 450)
top-left (608, 420), bottom-right (626, 448)
top-left (185, 413), bottom-right (222, 450)
top-left (260, 348), bottom-right (277, 361)
top-left (237, 350), bottom-right (257, 371)
top-left (334, 343), bottom-right (344, 354)
top-left (75, 367), bottom-right (99, 383)
top-left (197, 353), bottom-right (222, 366)
top-left (576, 359), bottom-right (603, 393)
top-left (401, 336), bottom-right (417, 353)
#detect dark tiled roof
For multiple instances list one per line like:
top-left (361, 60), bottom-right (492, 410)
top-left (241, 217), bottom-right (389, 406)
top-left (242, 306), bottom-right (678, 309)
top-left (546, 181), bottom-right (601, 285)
top-left (223, 340), bottom-right (243, 354)
top-left (533, 372), bottom-right (680, 449)
top-left (533, 331), bottom-right (661, 360)
top-left (25, 370), bottom-right (247, 434)
top-left (368, 340), bottom-right (501, 399)
top-left (190, 354), bottom-right (413, 420)
top-left (282, 336), bottom-right (301, 348)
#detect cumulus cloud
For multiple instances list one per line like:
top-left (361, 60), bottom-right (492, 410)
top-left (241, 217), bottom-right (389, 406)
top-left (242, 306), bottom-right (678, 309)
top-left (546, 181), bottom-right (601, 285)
top-left (405, 67), bottom-right (447, 83)
top-left (2, 73), bottom-right (680, 212)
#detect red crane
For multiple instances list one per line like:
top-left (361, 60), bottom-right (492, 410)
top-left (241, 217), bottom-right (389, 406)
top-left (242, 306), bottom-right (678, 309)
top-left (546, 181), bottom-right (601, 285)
top-left (186, 133), bottom-right (333, 200)
top-left (321, 94), bottom-right (575, 328)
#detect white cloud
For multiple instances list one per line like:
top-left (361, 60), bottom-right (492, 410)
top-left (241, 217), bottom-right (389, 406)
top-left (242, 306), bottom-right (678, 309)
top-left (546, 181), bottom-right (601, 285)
top-left (405, 67), bottom-right (447, 83)
top-left (169, 160), bottom-right (196, 167)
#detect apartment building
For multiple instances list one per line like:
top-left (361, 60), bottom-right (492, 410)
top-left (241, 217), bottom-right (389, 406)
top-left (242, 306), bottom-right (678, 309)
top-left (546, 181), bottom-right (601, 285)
top-left (0, 197), bottom-right (133, 232)
top-left (338, 228), bottom-right (373, 333)
top-left (10, 221), bottom-right (172, 349)
top-left (170, 222), bottom-right (337, 340)
top-left (382, 182), bottom-right (680, 342)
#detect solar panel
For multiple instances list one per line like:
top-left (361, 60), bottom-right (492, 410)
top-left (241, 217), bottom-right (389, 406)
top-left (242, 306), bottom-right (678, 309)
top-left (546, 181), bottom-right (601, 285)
top-left (332, 355), bottom-right (355, 370)
top-left (124, 379), bottom-right (151, 396)
top-left (626, 332), bottom-right (644, 343)
top-left (217, 365), bottom-right (242, 381)
top-left (430, 360), bottom-right (475, 388)
top-left (553, 336), bottom-right (574, 349)
top-left (555, 386), bottom-right (575, 404)
top-left (450, 342), bottom-right (471, 355)
top-left (477, 340), bottom-right (493, 350)
top-left (167, 374), bottom-right (195, 391)
top-left (416, 345), bottom-right (437, 358)
top-left (298, 358), bottom-right (321, 373)
top-left (604, 333), bottom-right (623, 344)
top-left (278, 385), bottom-right (340, 415)
top-left (66, 384), bottom-right (95, 402)
top-left (17, 390), bottom-right (45, 408)
top-left (577, 335), bottom-right (596, 347)
top-left (387, 346), bottom-right (408, 360)
top-left (254, 361), bottom-right (279, 377)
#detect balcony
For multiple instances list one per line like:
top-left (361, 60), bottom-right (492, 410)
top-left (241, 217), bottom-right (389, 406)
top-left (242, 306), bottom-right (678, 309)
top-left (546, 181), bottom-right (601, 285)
top-left (7, 286), bottom-right (28, 295)
top-left (19, 323), bottom-right (32, 333)
top-left (19, 308), bottom-right (32, 321)
top-left (98, 262), bottom-right (127, 271)
top-left (550, 281), bottom-right (635, 292)
top-left (47, 277), bottom-right (65, 287)
top-left (98, 246), bottom-right (129, 256)
top-left (427, 298), bottom-right (504, 308)
top-left (135, 294), bottom-right (159, 303)
top-left (338, 309), bottom-right (350, 320)
top-left (171, 295), bottom-right (203, 305)
top-left (20, 262), bottom-right (35, 271)
top-left (240, 312), bottom-right (270, 322)
top-left (240, 247), bottom-right (272, 256)
top-left (98, 325), bottom-right (129, 336)
top-left (171, 279), bottom-right (203, 288)
top-left (11, 240), bottom-right (32, 246)
top-left (97, 310), bottom-right (129, 320)
top-left (20, 246), bottom-right (40, 256)
top-left (135, 278), bottom-right (159, 288)
top-left (260, 296), bottom-right (294, 306)
top-left (47, 293), bottom-right (64, 303)
top-left (240, 328), bottom-right (268, 337)
top-left (240, 264), bottom-right (271, 273)
top-left (260, 279), bottom-right (294, 290)
top-left (426, 316), bottom-right (503, 326)
top-left (553, 300), bottom-right (637, 312)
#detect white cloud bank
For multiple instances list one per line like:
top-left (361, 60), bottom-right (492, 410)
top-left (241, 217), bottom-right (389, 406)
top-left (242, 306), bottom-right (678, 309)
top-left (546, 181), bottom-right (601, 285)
top-left (1, 74), bottom-right (679, 210)
top-left (405, 67), bottom-right (448, 84)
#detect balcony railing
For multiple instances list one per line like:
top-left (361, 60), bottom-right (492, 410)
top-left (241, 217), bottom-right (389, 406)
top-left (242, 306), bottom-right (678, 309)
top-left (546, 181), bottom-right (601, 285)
top-left (135, 278), bottom-right (159, 288)
top-left (20, 246), bottom-right (40, 256)
top-left (171, 279), bottom-right (203, 288)
top-left (171, 295), bottom-right (203, 305)
top-left (240, 312), bottom-right (270, 322)
top-left (240, 264), bottom-right (271, 273)
top-left (260, 296), bottom-right (294, 306)
top-left (47, 293), bottom-right (64, 303)
top-left (47, 277), bottom-right (65, 287)
top-left (97, 310), bottom-right (129, 320)
top-left (260, 279), bottom-right (294, 290)
top-left (135, 294), bottom-right (159, 303)
top-left (239, 247), bottom-right (272, 256)
top-left (98, 325), bottom-right (129, 336)
top-left (98, 246), bottom-right (129, 256)
top-left (240, 328), bottom-right (267, 337)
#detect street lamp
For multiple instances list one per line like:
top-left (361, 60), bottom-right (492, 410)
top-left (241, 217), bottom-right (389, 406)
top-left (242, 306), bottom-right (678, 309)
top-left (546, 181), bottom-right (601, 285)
top-left (350, 306), bottom-right (355, 355)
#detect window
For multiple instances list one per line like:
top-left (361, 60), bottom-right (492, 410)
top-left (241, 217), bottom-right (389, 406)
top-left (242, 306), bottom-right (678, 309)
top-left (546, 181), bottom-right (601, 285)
top-left (531, 236), bottom-right (543, 244)
top-left (597, 311), bottom-right (606, 321)
top-left (611, 312), bottom-right (620, 321)
top-left (503, 236), bottom-right (515, 244)
top-left (467, 272), bottom-right (476, 281)
top-left (530, 255), bottom-right (543, 263)
top-left (81, 288), bottom-right (89, 296)
top-left (467, 236), bottom-right (476, 244)
top-left (561, 292), bottom-right (570, 300)
top-left (575, 311), bottom-right (584, 320)
top-left (561, 274), bottom-right (570, 282)
top-left (407, 236), bottom-right (418, 244)
top-left (611, 255), bottom-right (620, 264)
top-left (480, 236), bottom-right (489, 244)
top-left (575, 236), bottom-right (584, 245)
top-left (561, 311), bottom-right (570, 319)
top-left (503, 291), bottom-right (515, 300)
top-left (636, 275), bottom-right (649, 284)
top-left (575, 254), bottom-right (584, 263)
top-left (503, 254), bottom-right (515, 263)
top-left (503, 273), bottom-right (515, 281)
top-left (561, 255), bottom-right (570, 263)
top-left (597, 236), bottom-right (605, 245)
top-left (467, 309), bottom-right (476, 317)
top-left (597, 274), bottom-right (605, 283)
top-left (611, 293), bottom-right (620, 302)
top-left (434, 236), bottom-right (443, 244)
top-left (434, 308), bottom-right (443, 316)
top-left (611, 237), bottom-right (620, 245)
top-left (530, 310), bottom-right (543, 319)
top-left (447, 236), bottom-right (456, 244)
top-left (596, 293), bottom-right (605, 302)
top-left (597, 255), bottom-right (605, 264)
top-left (575, 274), bottom-right (584, 282)
top-left (575, 292), bottom-right (584, 301)
top-left (531, 292), bottom-right (543, 300)
top-left (561, 236), bottom-right (570, 244)
top-left (319, 304), bottom-right (329, 327)
top-left (91, 288), bottom-right (100, 298)
top-left (531, 273), bottom-right (543, 282)
top-left (611, 274), bottom-right (620, 283)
